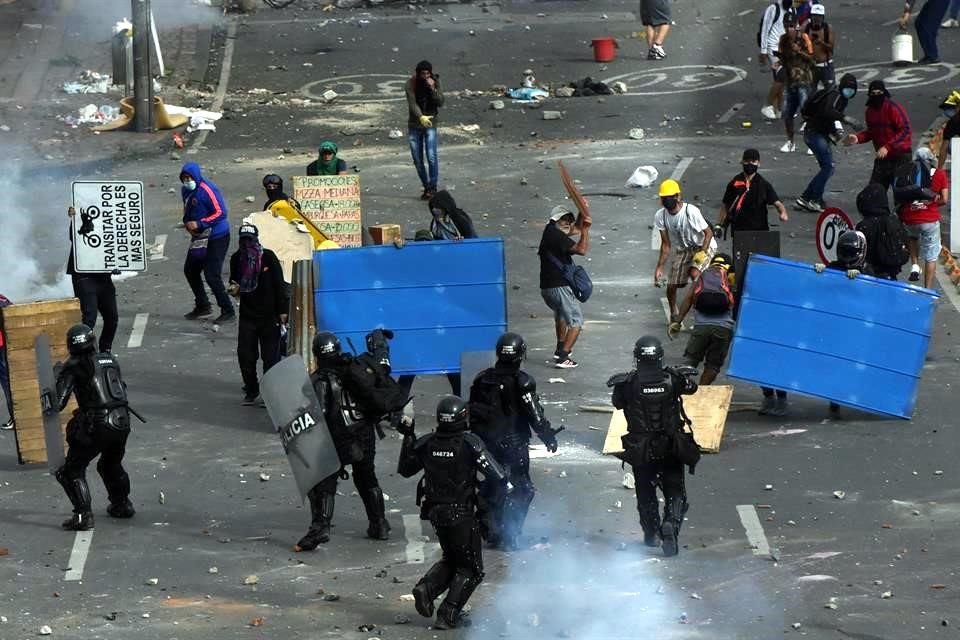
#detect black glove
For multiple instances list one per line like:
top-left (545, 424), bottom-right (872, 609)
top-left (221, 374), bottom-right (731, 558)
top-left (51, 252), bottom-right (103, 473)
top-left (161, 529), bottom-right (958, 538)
top-left (540, 424), bottom-right (564, 453)
top-left (397, 414), bottom-right (415, 437)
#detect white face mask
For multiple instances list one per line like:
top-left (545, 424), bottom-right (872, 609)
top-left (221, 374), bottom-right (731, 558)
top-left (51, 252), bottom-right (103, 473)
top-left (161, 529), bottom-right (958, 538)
top-left (183, 179), bottom-right (197, 191)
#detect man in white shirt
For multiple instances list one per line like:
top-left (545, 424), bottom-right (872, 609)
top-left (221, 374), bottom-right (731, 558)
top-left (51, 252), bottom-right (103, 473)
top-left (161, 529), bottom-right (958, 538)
top-left (759, 0), bottom-right (793, 119)
top-left (654, 179), bottom-right (717, 322)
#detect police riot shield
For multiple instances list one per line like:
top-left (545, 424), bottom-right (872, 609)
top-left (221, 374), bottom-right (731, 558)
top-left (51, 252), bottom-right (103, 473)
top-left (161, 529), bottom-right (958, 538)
top-left (35, 335), bottom-right (65, 473)
top-left (261, 355), bottom-right (341, 499)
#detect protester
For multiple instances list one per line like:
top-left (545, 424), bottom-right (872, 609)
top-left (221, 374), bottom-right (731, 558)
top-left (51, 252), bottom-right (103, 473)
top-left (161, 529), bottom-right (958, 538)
top-left (805, 4), bottom-right (835, 90)
top-left (777, 11), bottom-right (816, 153)
top-left (406, 60), bottom-right (443, 200)
top-left (539, 205), bottom-right (591, 369)
top-left (936, 90), bottom-right (960, 169)
top-left (180, 162), bottom-right (235, 323)
top-left (654, 179), bottom-right (716, 324)
top-left (66, 206), bottom-right (119, 353)
top-left (670, 254), bottom-right (736, 386)
top-left (261, 174), bottom-right (338, 250)
top-left (0, 293), bottom-right (12, 430)
top-left (899, 0), bottom-right (950, 64)
top-left (640, 0), bottom-right (672, 60)
top-left (427, 190), bottom-right (478, 240)
top-left (796, 73), bottom-right (859, 212)
top-left (717, 149), bottom-right (789, 232)
top-left (759, 0), bottom-right (794, 120)
top-left (896, 147), bottom-right (948, 288)
top-left (228, 224), bottom-right (289, 405)
top-left (854, 182), bottom-right (910, 281)
top-left (306, 140), bottom-right (348, 176)
top-left (845, 81), bottom-right (913, 190)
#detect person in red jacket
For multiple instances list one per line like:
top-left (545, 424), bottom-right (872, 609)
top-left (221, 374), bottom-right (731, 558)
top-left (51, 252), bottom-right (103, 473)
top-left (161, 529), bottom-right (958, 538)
top-left (899, 147), bottom-right (948, 288)
top-left (844, 80), bottom-right (913, 191)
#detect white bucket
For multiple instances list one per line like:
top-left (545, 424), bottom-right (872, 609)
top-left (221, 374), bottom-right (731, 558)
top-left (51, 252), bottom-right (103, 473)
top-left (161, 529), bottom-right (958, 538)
top-left (892, 32), bottom-right (914, 65)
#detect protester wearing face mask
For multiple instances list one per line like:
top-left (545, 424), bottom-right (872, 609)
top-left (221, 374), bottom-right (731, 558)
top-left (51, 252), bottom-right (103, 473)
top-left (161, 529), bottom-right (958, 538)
top-left (306, 141), bottom-right (348, 176)
top-left (845, 81), bottom-right (913, 191)
top-left (796, 73), bottom-right (860, 212)
top-left (717, 149), bottom-right (788, 237)
top-left (261, 174), bottom-right (338, 250)
top-left (180, 162), bottom-right (234, 323)
top-left (804, 4), bottom-right (835, 91)
top-left (654, 180), bottom-right (716, 325)
top-left (937, 90), bottom-right (960, 169)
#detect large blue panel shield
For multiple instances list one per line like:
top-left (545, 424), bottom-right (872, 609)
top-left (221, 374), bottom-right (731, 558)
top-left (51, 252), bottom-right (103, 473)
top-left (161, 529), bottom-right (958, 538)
top-left (726, 255), bottom-right (938, 419)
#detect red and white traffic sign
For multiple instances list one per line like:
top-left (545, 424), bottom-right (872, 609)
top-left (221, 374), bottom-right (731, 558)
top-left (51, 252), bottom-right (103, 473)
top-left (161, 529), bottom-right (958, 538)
top-left (815, 207), bottom-right (855, 264)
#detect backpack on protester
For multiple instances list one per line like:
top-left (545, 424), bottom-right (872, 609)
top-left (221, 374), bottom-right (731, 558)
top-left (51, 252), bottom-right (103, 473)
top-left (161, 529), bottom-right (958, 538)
top-left (892, 160), bottom-right (935, 206)
top-left (856, 215), bottom-right (910, 270)
top-left (693, 267), bottom-right (735, 315)
top-left (801, 88), bottom-right (831, 120)
top-left (756, 3), bottom-right (782, 48)
top-left (543, 250), bottom-right (593, 303)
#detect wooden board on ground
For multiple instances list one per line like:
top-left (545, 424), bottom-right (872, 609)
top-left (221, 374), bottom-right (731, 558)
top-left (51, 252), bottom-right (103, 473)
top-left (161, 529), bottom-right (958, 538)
top-left (291, 175), bottom-right (363, 247)
top-left (1, 299), bottom-right (80, 465)
top-left (602, 385), bottom-right (733, 455)
top-left (243, 211), bottom-right (314, 283)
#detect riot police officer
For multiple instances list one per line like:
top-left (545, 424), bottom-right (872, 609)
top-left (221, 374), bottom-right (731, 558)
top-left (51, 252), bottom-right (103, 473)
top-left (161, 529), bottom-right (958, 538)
top-left (397, 396), bottom-right (509, 630)
top-left (608, 336), bottom-right (699, 557)
top-left (295, 331), bottom-right (391, 550)
top-left (53, 323), bottom-right (135, 531)
top-left (468, 332), bottom-right (562, 550)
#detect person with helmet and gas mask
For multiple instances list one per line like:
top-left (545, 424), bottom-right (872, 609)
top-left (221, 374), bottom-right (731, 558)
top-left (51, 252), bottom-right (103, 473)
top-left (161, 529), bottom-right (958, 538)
top-left (467, 332), bottom-right (563, 551)
top-left (607, 336), bottom-right (699, 557)
top-left (670, 254), bottom-right (737, 386)
top-left (295, 331), bottom-right (393, 551)
top-left (397, 395), bottom-right (509, 629)
top-left (52, 323), bottom-right (139, 531)
top-left (261, 174), bottom-right (339, 250)
top-left (654, 179), bottom-right (716, 325)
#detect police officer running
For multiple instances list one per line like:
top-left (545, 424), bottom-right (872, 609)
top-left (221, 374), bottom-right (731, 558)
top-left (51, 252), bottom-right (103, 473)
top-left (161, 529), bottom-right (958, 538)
top-left (295, 331), bottom-right (392, 551)
top-left (468, 332), bottom-right (562, 550)
top-left (52, 324), bottom-right (138, 531)
top-left (608, 336), bottom-right (700, 556)
top-left (397, 396), bottom-right (509, 630)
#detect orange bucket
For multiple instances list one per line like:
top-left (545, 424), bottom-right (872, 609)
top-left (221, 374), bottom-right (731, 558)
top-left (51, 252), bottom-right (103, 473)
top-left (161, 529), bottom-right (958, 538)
top-left (591, 37), bottom-right (617, 63)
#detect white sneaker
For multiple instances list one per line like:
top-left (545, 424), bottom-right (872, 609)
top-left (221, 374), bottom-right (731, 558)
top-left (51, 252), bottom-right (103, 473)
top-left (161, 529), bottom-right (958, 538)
top-left (909, 263), bottom-right (921, 282)
top-left (780, 141), bottom-right (796, 153)
top-left (806, 147), bottom-right (813, 155)
top-left (941, 17), bottom-right (958, 27)
top-left (761, 105), bottom-right (778, 120)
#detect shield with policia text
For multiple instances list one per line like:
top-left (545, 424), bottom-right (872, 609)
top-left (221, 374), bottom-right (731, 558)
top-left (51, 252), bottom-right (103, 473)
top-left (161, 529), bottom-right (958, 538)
top-left (261, 355), bottom-right (340, 498)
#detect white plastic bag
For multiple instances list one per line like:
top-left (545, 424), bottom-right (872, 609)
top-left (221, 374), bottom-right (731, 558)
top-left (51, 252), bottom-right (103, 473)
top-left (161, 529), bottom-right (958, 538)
top-left (625, 165), bottom-right (659, 188)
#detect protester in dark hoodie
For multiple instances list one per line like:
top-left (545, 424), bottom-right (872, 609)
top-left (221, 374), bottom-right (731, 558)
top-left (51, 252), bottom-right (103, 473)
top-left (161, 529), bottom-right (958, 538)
top-left (406, 60), bottom-right (444, 200)
top-left (180, 162), bottom-right (234, 323)
top-left (306, 140), bottom-right (348, 176)
top-left (427, 190), bottom-right (477, 240)
top-left (228, 224), bottom-right (289, 405)
top-left (854, 183), bottom-right (910, 281)
top-left (845, 80), bottom-right (913, 191)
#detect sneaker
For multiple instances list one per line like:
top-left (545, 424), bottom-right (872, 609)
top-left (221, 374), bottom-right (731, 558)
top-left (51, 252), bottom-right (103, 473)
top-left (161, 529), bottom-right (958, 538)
top-left (780, 141), bottom-right (796, 153)
top-left (242, 391), bottom-right (261, 406)
top-left (806, 147), bottom-right (814, 156)
top-left (909, 264), bottom-right (921, 282)
top-left (213, 311), bottom-right (236, 324)
top-left (553, 349), bottom-right (573, 361)
top-left (795, 196), bottom-right (823, 212)
top-left (184, 305), bottom-right (213, 320)
top-left (555, 358), bottom-right (579, 369)
top-left (647, 47), bottom-right (658, 60)
top-left (651, 44), bottom-right (666, 59)
top-left (0, 418), bottom-right (13, 430)
top-left (760, 105), bottom-right (778, 120)
top-left (942, 17), bottom-right (958, 27)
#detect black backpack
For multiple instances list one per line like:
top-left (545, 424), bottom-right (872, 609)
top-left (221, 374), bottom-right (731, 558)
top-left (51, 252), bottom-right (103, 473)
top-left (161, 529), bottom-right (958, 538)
top-left (857, 215), bottom-right (910, 269)
top-left (757, 3), bottom-right (781, 48)
top-left (892, 160), bottom-right (934, 206)
top-left (693, 267), bottom-right (735, 315)
top-left (801, 87), bottom-right (831, 120)
top-left (338, 353), bottom-right (407, 418)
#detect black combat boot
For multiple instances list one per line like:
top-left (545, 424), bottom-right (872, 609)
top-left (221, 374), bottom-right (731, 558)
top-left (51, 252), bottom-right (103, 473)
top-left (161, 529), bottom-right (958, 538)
top-left (295, 489), bottom-right (335, 551)
top-left (433, 572), bottom-right (479, 630)
top-left (638, 505), bottom-right (662, 547)
top-left (100, 467), bottom-right (135, 518)
top-left (361, 487), bottom-right (391, 540)
top-left (661, 496), bottom-right (688, 558)
top-left (412, 580), bottom-right (435, 618)
top-left (56, 470), bottom-right (94, 531)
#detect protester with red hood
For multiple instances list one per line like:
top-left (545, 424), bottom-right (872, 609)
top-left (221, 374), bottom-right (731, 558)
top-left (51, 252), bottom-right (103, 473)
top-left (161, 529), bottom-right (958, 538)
top-left (845, 80), bottom-right (913, 190)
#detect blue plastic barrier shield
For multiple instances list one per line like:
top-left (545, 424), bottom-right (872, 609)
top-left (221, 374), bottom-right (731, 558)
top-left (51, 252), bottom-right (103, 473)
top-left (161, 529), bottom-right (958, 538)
top-left (314, 238), bottom-right (507, 375)
top-left (726, 255), bottom-right (939, 419)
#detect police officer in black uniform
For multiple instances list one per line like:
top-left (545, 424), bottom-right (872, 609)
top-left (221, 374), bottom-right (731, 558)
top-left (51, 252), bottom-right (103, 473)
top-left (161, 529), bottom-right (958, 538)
top-left (295, 331), bottom-right (391, 551)
top-left (397, 396), bottom-right (509, 630)
top-left (468, 332), bottom-right (562, 550)
top-left (53, 323), bottom-right (135, 531)
top-left (608, 336), bottom-right (699, 557)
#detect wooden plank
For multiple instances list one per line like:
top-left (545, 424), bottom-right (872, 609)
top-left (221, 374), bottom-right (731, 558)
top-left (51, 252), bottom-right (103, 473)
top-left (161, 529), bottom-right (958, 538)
top-left (602, 385), bottom-right (733, 455)
top-left (0, 299), bottom-right (79, 319)
top-left (3, 322), bottom-right (80, 347)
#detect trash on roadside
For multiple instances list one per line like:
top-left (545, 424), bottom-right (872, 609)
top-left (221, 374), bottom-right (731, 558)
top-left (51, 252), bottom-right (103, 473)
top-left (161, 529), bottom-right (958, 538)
top-left (63, 70), bottom-right (111, 94)
top-left (163, 105), bottom-right (222, 133)
top-left (322, 89), bottom-right (338, 103)
top-left (554, 87), bottom-right (576, 98)
top-left (243, 574), bottom-right (260, 585)
top-left (628, 127), bottom-right (645, 140)
top-left (542, 111), bottom-right (563, 120)
top-left (460, 124), bottom-right (481, 133)
top-left (625, 165), bottom-right (659, 188)
top-left (623, 472), bottom-right (636, 489)
top-left (244, 196), bottom-right (256, 203)
top-left (547, 377), bottom-right (566, 383)
top-left (388, 129), bottom-right (404, 138)
top-left (39, 626), bottom-right (52, 636)
top-left (833, 490), bottom-right (846, 500)
top-left (612, 81), bottom-right (628, 94)
top-left (507, 87), bottom-right (549, 102)
top-left (564, 77), bottom-right (613, 97)
top-left (61, 104), bottom-right (121, 127)
top-left (489, 100), bottom-right (505, 110)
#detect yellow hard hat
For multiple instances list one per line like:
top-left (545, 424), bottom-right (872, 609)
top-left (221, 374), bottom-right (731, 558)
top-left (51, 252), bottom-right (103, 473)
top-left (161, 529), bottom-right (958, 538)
top-left (658, 179), bottom-right (681, 197)
top-left (941, 90), bottom-right (960, 109)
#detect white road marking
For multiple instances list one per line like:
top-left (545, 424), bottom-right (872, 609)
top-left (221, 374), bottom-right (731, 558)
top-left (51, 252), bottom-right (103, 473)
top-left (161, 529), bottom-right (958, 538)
top-left (737, 504), bottom-right (772, 557)
top-left (403, 514), bottom-right (426, 564)
top-left (651, 157), bottom-right (694, 251)
top-left (717, 102), bottom-right (745, 123)
top-left (64, 530), bottom-right (93, 581)
top-left (126, 313), bottom-right (149, 349)
top-left (934, 269), bottom-right (960, 312)
top-left (189, 19), bottom-right (237, 153)
top-left (149, 234), bottom-right (167, 261)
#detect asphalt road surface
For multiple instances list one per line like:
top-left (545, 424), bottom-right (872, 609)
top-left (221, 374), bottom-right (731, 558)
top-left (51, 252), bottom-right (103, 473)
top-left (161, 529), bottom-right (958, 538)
top-left (2, 1), bottom-right (960, 638)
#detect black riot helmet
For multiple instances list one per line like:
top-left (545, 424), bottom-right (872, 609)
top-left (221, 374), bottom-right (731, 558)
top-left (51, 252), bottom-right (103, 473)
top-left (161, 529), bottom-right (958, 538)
top-left (495, 332), bottom-right (526, 366)
top-left (67, 323), bottom-right (96, 356)
top-left (836, 230), bottom-right (867, 267)
top-left (312, 331), bottom-right (342, 364)
top-left (633, 335), bottom-right (664, 370)
top-left (436, 395), bottom-right (468, 432)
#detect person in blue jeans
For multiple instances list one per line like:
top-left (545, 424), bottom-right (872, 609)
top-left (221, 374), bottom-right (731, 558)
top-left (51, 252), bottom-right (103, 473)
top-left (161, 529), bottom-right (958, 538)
top-left (900, 0), bottom-right (950, 63)
top-left (797, 73), bottom-right (859, 212)
top-left (180, 162), bottom-right (235, 323)
top-left (405, 60), bottom-right (443, 200)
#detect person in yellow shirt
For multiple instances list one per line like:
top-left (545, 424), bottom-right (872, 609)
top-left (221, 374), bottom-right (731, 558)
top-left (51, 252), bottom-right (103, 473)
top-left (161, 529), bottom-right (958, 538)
top-left (261, 174), bottom-right (338, 250)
